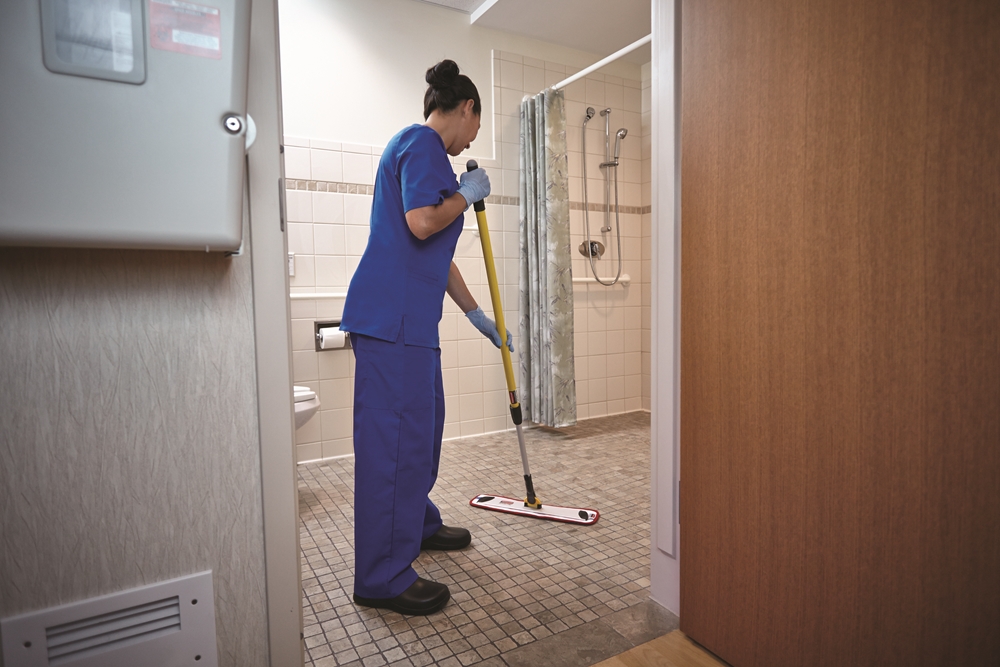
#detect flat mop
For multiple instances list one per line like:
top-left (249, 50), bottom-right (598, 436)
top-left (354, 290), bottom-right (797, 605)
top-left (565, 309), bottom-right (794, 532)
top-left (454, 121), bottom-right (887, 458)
top-left (465, 160), bottom-right (599, 526)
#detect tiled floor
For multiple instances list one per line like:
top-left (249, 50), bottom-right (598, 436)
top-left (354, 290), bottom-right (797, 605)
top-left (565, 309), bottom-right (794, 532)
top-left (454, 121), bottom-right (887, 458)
top-left (298, 412), bottom-right (675, 667)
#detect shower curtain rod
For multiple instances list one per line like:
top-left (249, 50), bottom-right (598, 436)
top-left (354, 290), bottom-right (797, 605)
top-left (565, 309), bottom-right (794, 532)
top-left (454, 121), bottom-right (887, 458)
top-left (550, 34), bottom-right (652, 92)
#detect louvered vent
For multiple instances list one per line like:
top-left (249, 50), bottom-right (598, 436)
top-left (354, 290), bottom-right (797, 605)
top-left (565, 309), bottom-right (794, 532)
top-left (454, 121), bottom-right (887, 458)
top-left (1, 570), bottom-right (216, 667)
top-left (45, 597), bottom-right (180, 665)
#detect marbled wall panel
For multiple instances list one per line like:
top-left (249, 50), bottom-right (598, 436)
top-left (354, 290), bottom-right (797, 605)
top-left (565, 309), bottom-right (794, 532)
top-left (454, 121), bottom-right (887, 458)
top-left (0, 244), bottom-right (268, 666)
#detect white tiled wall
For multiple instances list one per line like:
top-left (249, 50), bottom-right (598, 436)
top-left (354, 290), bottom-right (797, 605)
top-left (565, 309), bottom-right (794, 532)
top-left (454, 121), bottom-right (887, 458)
top-left (558, 57), bottom-right (650, 421)
top-left (286, 51), bottom-right (651, 463)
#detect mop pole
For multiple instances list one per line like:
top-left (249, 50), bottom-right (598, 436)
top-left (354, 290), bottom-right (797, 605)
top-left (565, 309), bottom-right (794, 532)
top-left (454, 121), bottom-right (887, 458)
top-left (466, 160), bottom-right (540, 509)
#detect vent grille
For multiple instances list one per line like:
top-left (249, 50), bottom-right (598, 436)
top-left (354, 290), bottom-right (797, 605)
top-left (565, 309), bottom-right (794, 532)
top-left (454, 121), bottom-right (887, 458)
top-left (2, 570), bottom-right (215, 667)
top-left (45, 597), bottom-right (181, 665)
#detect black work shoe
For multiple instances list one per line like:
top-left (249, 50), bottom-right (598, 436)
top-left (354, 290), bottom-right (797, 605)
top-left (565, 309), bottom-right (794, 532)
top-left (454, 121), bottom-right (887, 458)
top-left (421, 525), bottom-right (472, 551)
top-left (353, 577), bottom-right (450, 616)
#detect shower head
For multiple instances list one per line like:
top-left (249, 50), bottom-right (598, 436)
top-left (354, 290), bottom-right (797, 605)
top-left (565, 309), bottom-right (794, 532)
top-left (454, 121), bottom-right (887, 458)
top-left (613, 128), bottom-right (628, 160)
top-left (584, 107), bottom-right (595, 123)
top-left (600, 108), bottom-right (612, 117)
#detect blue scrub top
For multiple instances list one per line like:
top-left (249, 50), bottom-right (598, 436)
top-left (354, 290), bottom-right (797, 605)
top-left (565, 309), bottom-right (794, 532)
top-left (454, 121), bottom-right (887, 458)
top-left (340, 125), bottom-right (464, 348)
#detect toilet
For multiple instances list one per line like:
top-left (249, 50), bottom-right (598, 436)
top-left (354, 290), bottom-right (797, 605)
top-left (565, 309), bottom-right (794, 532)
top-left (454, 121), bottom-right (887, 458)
top-left (293, 385), bottom-right (321, 429)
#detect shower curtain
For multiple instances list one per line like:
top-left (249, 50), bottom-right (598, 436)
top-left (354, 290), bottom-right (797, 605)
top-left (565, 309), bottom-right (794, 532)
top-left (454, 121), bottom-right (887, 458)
top-left (519, 89), bottom-right (576, 428)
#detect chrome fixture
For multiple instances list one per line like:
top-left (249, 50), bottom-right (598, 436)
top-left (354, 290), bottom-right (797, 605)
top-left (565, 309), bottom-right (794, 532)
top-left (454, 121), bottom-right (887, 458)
top-left (581, 107), bottom-right (627, 285)
top-left (601, 128), bottom-right (628, 168)
top-left (579, 240), bottom-right (605, 259)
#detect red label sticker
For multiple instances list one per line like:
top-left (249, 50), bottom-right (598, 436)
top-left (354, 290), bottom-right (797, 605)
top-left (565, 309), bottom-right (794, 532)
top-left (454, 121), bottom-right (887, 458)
top-left (149, 0), bottom-right (222, 60)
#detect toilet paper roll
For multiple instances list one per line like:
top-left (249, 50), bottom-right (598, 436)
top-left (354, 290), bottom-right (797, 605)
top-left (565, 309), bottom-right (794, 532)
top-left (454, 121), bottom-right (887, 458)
top-left (318, 327), bottom-right (346, 350)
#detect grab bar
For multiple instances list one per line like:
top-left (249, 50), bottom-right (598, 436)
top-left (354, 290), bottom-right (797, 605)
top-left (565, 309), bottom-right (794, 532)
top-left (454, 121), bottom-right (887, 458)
top-left (572, 273), bottom-right (631, 286)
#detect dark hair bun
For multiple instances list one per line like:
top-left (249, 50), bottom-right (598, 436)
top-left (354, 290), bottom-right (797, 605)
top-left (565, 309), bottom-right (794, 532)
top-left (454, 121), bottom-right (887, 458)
top-left (426, 60), bottom-right (460, 88)
top-left (423, 59), bottom-right (481, 120)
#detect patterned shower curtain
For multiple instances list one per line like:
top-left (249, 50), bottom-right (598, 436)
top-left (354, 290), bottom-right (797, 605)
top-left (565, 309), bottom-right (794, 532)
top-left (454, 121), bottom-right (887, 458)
top-left (519, 89), bottom-right (576, 428)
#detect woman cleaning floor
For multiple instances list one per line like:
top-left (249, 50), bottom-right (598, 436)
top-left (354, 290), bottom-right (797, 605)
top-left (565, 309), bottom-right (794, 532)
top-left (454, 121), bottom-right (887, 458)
top-left (339, 59), bottom-right (513, 616)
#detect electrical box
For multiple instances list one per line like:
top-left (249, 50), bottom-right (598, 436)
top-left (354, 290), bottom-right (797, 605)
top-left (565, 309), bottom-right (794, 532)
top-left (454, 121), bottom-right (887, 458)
top-left (0, 0), bottom-right (252, 251)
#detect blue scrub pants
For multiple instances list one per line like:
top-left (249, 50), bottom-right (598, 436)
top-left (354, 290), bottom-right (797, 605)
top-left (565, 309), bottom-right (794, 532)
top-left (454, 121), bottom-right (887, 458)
top-left (351, 329), bottom-right (444, 599)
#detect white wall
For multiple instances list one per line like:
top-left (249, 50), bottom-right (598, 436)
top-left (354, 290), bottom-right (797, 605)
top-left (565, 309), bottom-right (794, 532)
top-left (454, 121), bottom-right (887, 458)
top-left (649, 0), bottom-right (680, 614)
top-left (279, 0), bottom-right (642, 152)
top-left (278, 0), bottom-right (652, 463)
top-left (248, 0), bottom-right (304, 661)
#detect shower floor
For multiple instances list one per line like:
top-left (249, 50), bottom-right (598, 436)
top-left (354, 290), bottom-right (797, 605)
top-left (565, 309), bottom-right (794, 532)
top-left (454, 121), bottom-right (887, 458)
top-left (298, 412), bottom-right (676, 667)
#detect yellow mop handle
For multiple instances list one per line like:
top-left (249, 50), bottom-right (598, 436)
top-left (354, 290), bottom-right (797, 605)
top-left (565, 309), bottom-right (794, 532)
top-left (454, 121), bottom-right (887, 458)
top-left (466, 162), bottom-right (517, 402)
top-left (467, 161), bottom-right (539, 507)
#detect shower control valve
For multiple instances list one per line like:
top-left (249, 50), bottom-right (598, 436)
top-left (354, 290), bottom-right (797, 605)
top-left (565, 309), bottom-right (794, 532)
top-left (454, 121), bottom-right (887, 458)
top-left (579, 240), bottom-right (605, 259)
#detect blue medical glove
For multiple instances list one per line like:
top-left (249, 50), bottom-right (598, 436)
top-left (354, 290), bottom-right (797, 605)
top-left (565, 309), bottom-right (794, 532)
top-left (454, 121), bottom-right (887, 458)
top-left (466, 306), bottom-right (513, 352)
top-left (457, 168), bottom-right (491, 210)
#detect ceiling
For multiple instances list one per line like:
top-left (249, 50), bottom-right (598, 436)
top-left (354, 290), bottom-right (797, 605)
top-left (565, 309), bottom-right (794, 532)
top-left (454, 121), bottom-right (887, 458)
top-left (415, 0), bottom-right (652, 64)
top-left (415, 0), bottom-right (484, 11)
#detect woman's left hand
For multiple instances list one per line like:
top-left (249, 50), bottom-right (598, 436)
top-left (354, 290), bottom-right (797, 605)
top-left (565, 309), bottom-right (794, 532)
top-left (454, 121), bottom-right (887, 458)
top-left (466, 306), bottom-right (513, 352)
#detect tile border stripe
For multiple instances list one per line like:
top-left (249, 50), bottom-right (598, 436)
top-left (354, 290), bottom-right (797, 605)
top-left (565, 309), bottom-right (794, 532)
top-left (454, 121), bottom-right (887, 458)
top-left (286, 180), bottom-right (650, 215)
top-left (570, 201), bottom-right (652, 215)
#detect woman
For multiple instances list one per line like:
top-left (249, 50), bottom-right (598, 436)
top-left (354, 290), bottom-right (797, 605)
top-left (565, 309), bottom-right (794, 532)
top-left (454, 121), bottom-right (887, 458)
top-left (339, 60), bottom-right (512, 616)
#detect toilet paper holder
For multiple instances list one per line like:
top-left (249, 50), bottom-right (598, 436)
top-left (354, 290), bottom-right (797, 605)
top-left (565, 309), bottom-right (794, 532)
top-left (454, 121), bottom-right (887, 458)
top-left (314, 320), bottom-right (352, 351)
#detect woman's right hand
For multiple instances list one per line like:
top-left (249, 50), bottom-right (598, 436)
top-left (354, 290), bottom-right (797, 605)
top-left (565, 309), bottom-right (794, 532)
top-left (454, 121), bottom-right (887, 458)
top-left (457, 169), bottom-right (491, 210)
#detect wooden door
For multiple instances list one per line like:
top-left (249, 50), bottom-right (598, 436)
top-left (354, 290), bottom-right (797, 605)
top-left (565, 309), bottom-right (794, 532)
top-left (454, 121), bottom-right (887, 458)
top-left (678, 1), bottom-right (1000, 665)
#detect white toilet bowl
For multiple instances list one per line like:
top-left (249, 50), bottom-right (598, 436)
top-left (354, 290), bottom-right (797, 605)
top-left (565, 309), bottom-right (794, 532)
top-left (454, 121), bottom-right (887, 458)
top-left (293, 385), bottom-right (321, 429)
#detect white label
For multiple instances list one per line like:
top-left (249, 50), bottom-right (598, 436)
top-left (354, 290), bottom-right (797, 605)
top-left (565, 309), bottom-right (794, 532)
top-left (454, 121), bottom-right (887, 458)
top-left (110, 10), bottom-right (134, 72)
top-left (52, 0), bottom-right (135, 73)
top-left (171, 29), bottom-right (220, 51)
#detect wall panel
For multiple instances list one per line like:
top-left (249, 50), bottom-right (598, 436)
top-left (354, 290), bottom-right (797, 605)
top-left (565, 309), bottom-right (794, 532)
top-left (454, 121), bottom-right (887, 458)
top-left (679, 0), bottom-right (1000, 664)
top-left (0, 244), bottom-right (269, 666)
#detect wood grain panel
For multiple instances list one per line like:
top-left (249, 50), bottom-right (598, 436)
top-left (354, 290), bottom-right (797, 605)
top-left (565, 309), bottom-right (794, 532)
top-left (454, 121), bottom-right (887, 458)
top-left (679, 1), bottom-right (1000, 665)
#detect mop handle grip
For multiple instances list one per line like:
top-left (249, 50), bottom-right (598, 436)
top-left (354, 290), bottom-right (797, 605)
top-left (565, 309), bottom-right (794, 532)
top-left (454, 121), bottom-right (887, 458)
top-left (467, 160), bottom-right (518, 402)
top-left (466, 159), bottom-right (487, 213)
